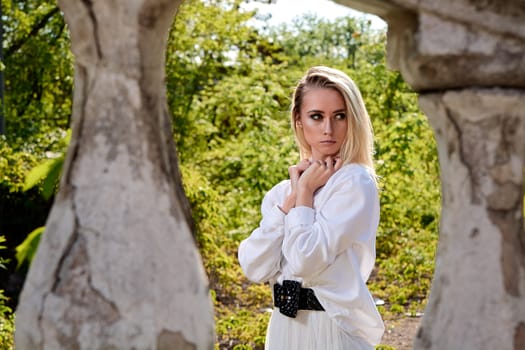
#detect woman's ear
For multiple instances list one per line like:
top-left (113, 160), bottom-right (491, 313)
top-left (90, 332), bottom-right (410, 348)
top-left (296, 120), bottom-right (303, 128)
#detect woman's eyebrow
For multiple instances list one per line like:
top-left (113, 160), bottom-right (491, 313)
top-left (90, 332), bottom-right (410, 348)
top-left (306, 108), bottom-right (346, 114)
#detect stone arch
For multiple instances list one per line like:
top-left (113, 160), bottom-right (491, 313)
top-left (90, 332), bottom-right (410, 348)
top-left (334, 1), bottom-right (525, 349)
top-left (13, 0), bottom-right (525, 349)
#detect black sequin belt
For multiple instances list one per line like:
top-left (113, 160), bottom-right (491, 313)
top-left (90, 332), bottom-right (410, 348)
top-left (273, 280), bottom-right (325, 318)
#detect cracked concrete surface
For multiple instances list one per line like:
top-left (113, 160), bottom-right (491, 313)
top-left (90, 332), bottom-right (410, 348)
top-left (13, 0), bottom-right (525, 349)
top-left (14, 0), bottom-right (214, 349)
top-left (416, 89), bottom-right (525, 350)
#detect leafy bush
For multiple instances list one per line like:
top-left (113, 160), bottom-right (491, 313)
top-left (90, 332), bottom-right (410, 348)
top-left (0, 137), bottom-right (52, 307)
top-left (2, 1), bottom-right (441, 349)
top-left (0, 236), bottom-right (15, 350)
top-left (169, 3), bottom-right (440, 347)
top-left (6, 130), bottom-right (70, 271)
top-left (371, 111), bottom-right (440, 316)
top-left (0, 136), bottom-right (38, 192)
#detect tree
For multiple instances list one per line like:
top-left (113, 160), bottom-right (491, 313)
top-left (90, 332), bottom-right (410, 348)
top-left (166, 0), bottom-right (259, 160)
top-left (0, 1), bottom-right (5, 135)
top-left (2, 0), bottom-right (72, 149)
top-left (266, 15), bottom-right (368, 68)
top-left (14, 0), bottom-right (214, 348)
top-left (4, 1), bottom-right (442, 347)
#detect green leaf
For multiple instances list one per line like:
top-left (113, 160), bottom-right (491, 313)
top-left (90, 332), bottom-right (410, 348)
top-left (23, 156), bottom-right (63, 194)
top-left (41, 156), bottom-right (64, 199)
top-left (15, 226), bottom-right (45, 269)
top-left (0, 236), bottom-right (9, 271)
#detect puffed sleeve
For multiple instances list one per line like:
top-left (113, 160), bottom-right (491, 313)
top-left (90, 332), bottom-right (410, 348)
top-left (282, 167), bottom-right (379, 279)
top-left (238, 181), bottom-right (289, 283)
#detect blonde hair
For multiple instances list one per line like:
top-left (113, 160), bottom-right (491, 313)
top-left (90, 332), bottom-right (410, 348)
top-left (290, 66), bottom-right (376, 177)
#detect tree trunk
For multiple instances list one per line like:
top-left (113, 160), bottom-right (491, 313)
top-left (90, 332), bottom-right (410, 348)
top-left (14, 0), bottom-right (215, 349)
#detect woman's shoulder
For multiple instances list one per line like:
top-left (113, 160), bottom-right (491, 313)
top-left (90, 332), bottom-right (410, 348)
top-left (333, 163), bottom-right (376, 185)
top-left (320, 163), bottom-right (379, 206)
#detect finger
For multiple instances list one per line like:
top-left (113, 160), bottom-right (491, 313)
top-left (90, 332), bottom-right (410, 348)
top-left (288, 165), bottom-right (298, 177)
top-left (298, 159), bottom-right (312, 172)
top-left (289, 174), bottom-right (299, 190)
top-left (315, 160), bottom-right (326, 170)
top-left (302, 159), bottom-right (312, 166)
top-left (325, 156), bottom-right (334, 170)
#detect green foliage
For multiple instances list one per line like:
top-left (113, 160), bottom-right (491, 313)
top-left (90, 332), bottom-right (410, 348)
top-left (266, 15), bottom-right (369, 67)
top-left (370, 111), bottom-right (440, 314)
top-left (2, 0), bottom-right (72, 151)
top-left (0, 136), bottom-right (51, 269)
top-left (0, 236), bottom-right (15, 349)
top-left (215, 307), bottom-right (269, 349)
top-left (0, 311), bottom-right (15, 350)
top-left (167, 0), bottom-right (257, 151)
top-left (0, 136), bottom-right (37, 191)
top-left (23, 157), bottom-right (63, 199)
top-left (376, 345), bottom-right (396, 350)
top-left (10, 130), bottom-right (70, 270)
top-left (168, 4), bottom-right (440, 346)
top-left (1, 1), bottom-right (441, 348)
top-left (15, 226), bottom-right (44, 270)
top-left (0, 237), bottom-right (9, 273)
top-left (22, 130), bottom-right (69, 199)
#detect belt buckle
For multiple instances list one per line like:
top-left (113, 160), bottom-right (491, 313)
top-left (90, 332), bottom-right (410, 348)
top-left (274, 280), bottom-right (301, 318)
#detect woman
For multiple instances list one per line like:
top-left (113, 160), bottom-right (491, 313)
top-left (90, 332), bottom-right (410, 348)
top-left (238, 66), bottom-right (384, 349)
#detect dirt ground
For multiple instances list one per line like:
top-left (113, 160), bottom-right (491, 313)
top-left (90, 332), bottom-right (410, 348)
top-left (381, 316), bottom-right (422, 349)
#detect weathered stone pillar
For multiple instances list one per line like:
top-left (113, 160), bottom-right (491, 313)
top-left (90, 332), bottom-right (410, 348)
top-left (417, 89), bottom-right (525, 349)
top-left (15, 0), bottom-right (215, 349)
top-left (334, 1), bottom-right (525, 349)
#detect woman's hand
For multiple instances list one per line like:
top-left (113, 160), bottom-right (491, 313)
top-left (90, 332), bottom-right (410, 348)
top-left (280, 159), bottom-right (312, 214)
top-left (296, 156), bottom-right (342, 208)
top-left (289, 159), bottom-right (312, 192)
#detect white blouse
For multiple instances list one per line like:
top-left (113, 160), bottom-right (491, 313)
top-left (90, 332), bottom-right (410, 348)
top-left (238, 163), bottom-right (385, 345)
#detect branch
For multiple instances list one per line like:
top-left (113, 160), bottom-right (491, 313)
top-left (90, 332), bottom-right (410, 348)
top-left (5, 6), bottom-right (61, 59)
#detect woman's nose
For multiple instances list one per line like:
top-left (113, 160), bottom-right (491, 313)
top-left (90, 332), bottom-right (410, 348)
top-left (323, 119), bottom-right (333, 135)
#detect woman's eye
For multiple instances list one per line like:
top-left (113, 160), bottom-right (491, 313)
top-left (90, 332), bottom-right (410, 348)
top-left (335, 113), bottom-right (346, 120)
top-left (310, 113), bottom-right (322, 120)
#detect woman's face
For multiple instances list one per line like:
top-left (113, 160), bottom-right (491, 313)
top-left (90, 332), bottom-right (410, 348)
top-left (297, 87), bottom-right (348, 161)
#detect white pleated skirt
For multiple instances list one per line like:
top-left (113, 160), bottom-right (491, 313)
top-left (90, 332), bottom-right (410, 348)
top-left (264, 308), bottom-right (373, 350)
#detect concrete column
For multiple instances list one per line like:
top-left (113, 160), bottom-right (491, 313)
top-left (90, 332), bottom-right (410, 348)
top-left (14, 1), bottom-right (215, 349)
top-left (417, 89), bottom-right (525, 350)
top-left (334, 1), bottom-right (525, 349)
